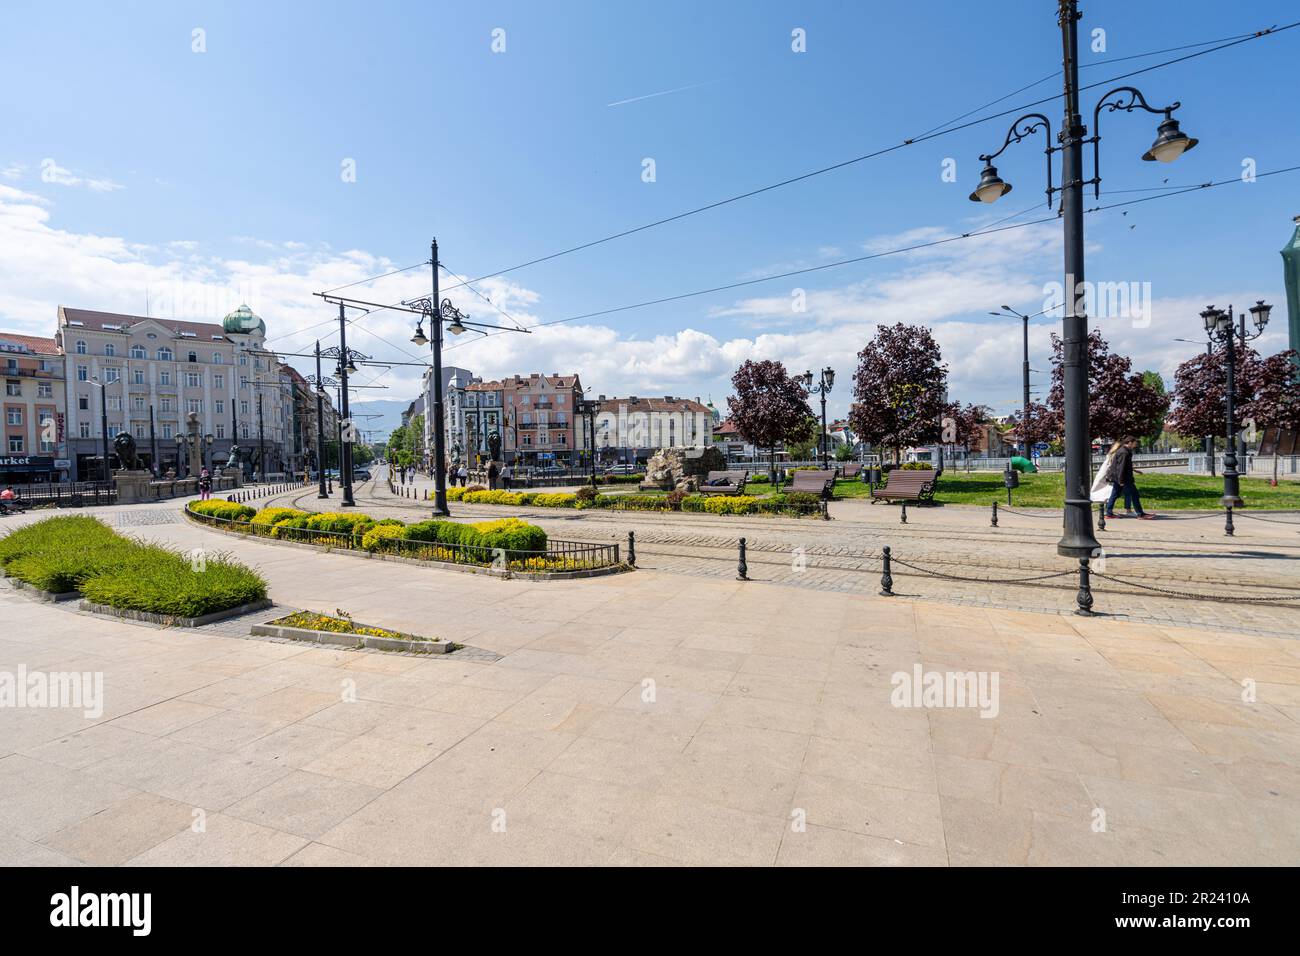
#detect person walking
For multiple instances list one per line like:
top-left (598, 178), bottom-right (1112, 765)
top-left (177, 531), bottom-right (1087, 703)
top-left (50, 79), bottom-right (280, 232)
top-left (198, 468), bottom-right (212, 500)
top-left (458, 463), bottom-right (468, 487)
top-left (1103, 436), bottom-right (1153, 519)
top-left (487, 460), bottom-right (499, 491)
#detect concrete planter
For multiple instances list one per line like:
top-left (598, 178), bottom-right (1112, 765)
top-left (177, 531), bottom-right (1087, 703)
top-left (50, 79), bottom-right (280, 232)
top-left (0, 572), bottom-right (80, 603)
top-left (77, 598), bottom-right (273, 628)
top-left (250, 621), bottom-right (453, 654)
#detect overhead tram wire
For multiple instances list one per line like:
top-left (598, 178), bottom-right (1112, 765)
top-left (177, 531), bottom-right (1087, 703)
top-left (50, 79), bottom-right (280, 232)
top-left (273, 19), bottom-right (1296, 352)
top-left (426, 20), bottom-right (1295, 295)
top-left (913, 26), bottom-right (1270, 139)
top-left (443, 162), bottom-right (1300, 349)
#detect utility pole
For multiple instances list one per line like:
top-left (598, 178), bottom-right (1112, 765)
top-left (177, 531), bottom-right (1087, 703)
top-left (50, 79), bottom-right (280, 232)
top-left (1021, 311), bottom-right (1032, 455)
top-left (256, 391), bottom-right (265, 482)
top-left (315, 340), bottom-right (328, 498)
top-left (337, 302), bottom-right (355, 507)
top-left (1055, 0), bottom-right (1100, 560)
top-left (429, 239), bottom-right (449, 515)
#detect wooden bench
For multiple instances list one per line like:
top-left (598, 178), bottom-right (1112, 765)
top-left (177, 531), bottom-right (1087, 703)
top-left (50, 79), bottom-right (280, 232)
top-left (698, 470), bottom-right (748, 495)
top-left (786, 469), bottom-right (836, 499)
top-left (870, 468), bottom-right (937, 503)
top-left (839, 462), bottom-right (862, 480)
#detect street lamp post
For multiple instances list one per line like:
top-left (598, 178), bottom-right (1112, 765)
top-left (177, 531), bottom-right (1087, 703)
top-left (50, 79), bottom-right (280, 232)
top-left (311, 342), bottom-right (333, 499)
top-left (578, 396), bottom-right (600, 489)
top-left (204, 434), bottom-right (214, 473)
top-left (968, 0), bottom-right (1198, 611)
top-left (174, 433), bottom-right (185, 478)
top-left (802, 368), bottom-right (835, 468)
top-left (1202, 301), bottom-right (1271, 534)
top-left (90, 377), bottom-right (111, 480)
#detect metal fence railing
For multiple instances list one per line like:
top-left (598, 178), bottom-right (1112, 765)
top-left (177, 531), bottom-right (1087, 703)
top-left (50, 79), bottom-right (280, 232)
top-left (185, 503), bottom-right (622, 572)
top-left (9, 481), bottom-right (118, 507)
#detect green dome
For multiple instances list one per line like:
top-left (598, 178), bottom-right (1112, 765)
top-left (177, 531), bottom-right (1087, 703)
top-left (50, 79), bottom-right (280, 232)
top-left (222, 303), bottom-right (265, 335)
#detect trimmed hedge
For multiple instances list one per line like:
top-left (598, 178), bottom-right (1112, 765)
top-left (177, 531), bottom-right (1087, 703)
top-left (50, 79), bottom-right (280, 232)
top-left (189, 499), bottom-right (256, 521)
top-left (2, 516), bottom-right (266, 615)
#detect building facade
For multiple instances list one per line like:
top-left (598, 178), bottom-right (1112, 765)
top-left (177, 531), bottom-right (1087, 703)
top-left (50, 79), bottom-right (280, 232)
top-left (1, 332), bottom-right (66, 485)
top-left (501, 373), bottom-right (583, 466)
top-left (593, 395), bottom-right (713, 464)
top-left (55, 304), bottom-right (297, 480)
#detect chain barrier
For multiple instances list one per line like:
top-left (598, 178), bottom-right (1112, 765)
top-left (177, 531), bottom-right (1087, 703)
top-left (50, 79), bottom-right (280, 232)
top-left (888, 555), bottom-right (1076, 585)
top-left (1232, 512), bottom-right (1300, 526)
top-left (1092, 571), bottom-right (1300, 604)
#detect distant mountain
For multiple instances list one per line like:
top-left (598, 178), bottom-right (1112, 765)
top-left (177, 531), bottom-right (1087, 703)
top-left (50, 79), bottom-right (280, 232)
top-left (348, 398), bottom-right (416, 443)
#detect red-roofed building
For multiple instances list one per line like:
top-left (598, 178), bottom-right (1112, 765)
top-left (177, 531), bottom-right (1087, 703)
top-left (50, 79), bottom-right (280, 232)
top-left (1, 331), bottom-right (65, 484)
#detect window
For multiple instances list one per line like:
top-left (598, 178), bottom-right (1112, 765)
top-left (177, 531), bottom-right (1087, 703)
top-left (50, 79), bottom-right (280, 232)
top-left (254, 358), bottom-right (262, 370)
top-left (5, 358), bottom-right (15, 373)
top-left (239, 355), bottom-right (247, 366)
top-left (214, 374), bottom-right (224, 389)
top-left (216, 424), bottom-right (225, 439)
top-left (558, 395), bottom-right (565, 405)
top-left (161, 423), bottom-right (174, 439)
top-left (103, 368), bottom-right (120, 384)
top-left (188, 351), bottom-right (197, 363)
top-left (79, 395), bottom-right (89, 410)
top-left (187, 399), bottom-right (202, 414)
top-left (186, 372), bottom-right (201, 388)
top-left (106, 396), bottom-right (122, 412)
top-left (240, 400), bottom-right (249, 415)
top-left (241, 424), bottom-right (249, 439)
top-left (214, 399), bottom-right (225, 414)
top-left (38, 383), bottom-right (52, 398)
top-left (133, 397), bottom-right (145, 412)
top-left (6, 409), bottom-right (21, 425)
top-left (75, 340), bottom-right (87, 354)
top-left (157, 347), bottom-right (173, 361)
top-left (159, 371), bottom-right (171, 386)
top-left (213, 353), bottom-right (223, 364)
top-left (240, 377), bottom-right (249, 390)
top-left (79, 422), bottom-right (90, 438)
top-left (4, 381), bottom-right (19, 396)
top-left (130, 345), bottom-right (146, 359)
top-left (40, 427), bottom-right (55, 453)
top-left (160, 398), bottom-right (173, 412)
top-left (77, 365), bottom-right (88, 382)
top-left (104, 343), bottom-right (115, 357)
top-left (8, 436), bottom-right (23, 452)
top-left (132, 369), bottom-right (144, 385)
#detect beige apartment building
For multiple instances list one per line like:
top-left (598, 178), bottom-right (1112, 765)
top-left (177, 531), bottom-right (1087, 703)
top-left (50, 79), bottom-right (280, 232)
top-left (55, 304), bottom-right (297, 480)
top-left (593, 395), bottom-right (713, 464)
top-left (1, 332), bottom-right (66, 485)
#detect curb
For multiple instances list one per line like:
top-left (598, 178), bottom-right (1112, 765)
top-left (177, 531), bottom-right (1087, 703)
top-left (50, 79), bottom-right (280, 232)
top-left (76, 597), bottom-right (274, 628)
top-left (250, 622), bottom-right (454, 654)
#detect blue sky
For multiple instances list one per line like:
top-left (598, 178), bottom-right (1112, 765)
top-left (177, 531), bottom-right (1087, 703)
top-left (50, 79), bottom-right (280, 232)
top-left (2, 0), bottom-right (1297, 422)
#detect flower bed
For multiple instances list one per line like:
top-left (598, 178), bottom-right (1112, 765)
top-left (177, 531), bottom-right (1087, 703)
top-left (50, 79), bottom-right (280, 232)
top-left (444, 485), bottom-right (824, 517)
top-left (253, 609), bottom-right (455, 654)
top-left (189, 503), bottom-right (623, 573)
top-left (0, 515), bottom-right (267, 618)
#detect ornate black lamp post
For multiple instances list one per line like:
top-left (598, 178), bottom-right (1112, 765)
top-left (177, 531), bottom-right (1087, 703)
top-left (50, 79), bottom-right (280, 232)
top-left (802, 367), bottom-right (835, 468)
top-left (319, 342), bottom-right (368, 507)
top-left (968, 0), bottom-right (1198, 611)
top-left (578, 396), bottom-right (600, 489)
top-left (409, 288), bottom-right (467, 516)
top-left (204, 433), bottom-right (214, 473)
top-left (173, 433), bottom-right (186, 478)
top-left (309, 346), bottom-right (337, 500)
top-left (1201, 301), bottom-right (1271, 534)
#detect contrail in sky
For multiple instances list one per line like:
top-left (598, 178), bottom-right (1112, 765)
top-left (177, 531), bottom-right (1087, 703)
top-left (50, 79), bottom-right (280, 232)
top-left (606, 81), bottom-right (715, 107)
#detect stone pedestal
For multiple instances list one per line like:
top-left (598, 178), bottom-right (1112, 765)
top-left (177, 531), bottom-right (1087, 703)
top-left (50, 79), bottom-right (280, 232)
top-left (112, 470), bottom-right (154, 505)
top-left (639, 446), bottom-right (726, 491)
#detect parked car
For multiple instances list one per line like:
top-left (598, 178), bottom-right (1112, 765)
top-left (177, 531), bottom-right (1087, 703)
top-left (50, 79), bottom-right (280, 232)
top-left (352, 468), bottom-right (372, 481)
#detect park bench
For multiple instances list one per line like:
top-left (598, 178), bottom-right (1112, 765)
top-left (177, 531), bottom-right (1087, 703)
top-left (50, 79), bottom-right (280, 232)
top-left (870, 468), bottom-right (938, 504)
top-left (840, 462), bottom-right (862, 480)
top-left (787, 469), bottom-right (836, 499)
top-left (698, 470), bottom-right (748, 496)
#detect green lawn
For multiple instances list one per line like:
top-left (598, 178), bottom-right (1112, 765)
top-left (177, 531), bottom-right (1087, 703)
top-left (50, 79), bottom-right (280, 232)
top-left (864, 471), bottom-right (1300, 510)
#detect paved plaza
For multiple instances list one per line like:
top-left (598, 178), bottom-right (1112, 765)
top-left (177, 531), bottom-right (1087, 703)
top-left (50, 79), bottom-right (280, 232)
top-left (1, 490), bottom-right (1297, 866)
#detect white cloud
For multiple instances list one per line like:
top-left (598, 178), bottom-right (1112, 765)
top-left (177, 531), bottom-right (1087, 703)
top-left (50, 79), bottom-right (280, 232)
top-left (38, 159), bottom-right (123, 192)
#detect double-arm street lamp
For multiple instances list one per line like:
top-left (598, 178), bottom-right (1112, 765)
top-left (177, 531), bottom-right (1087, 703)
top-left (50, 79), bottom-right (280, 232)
top-left (1201, 300), bottom-right (1272, 534)
top-left (802, 367), bottom-right (835, 468)
top-left (968, 0), bottom-right (1199, 613)
top-left (578, 394), bottom-right (600, 490)
top-left (310, 341), bottom-right (338, 500)
top-left (319, 342), bottom-right (368, 507)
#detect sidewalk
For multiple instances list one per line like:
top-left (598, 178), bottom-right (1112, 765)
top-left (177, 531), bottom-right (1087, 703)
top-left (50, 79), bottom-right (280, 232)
top-left (0, 497), bottom-right (1296, 865)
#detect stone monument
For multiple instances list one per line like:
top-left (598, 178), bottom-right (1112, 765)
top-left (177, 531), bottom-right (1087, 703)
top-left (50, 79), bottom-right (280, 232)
top-left (639, 445), bottom-right (727, 492)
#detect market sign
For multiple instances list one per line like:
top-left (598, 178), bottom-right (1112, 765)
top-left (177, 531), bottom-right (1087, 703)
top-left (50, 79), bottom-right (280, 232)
top-left (0, 455), bottom-right (55, 472)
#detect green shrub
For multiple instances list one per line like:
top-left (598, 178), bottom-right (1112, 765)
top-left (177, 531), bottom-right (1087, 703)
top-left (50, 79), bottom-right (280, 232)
top-left (362, 522), bottom-right (407, 552)
top-left (665, 489), bottom-right (687, 510)
top-left (574, 485), bottom-right (598, 502)
top-left (250, 507), bottom-right (308, 529)
top-left (900, 462), bottom-right (935, 471)
top-left (1, 515), bottom-right (266, 615)
top-left (529, 492), bottom-right (577, 508)
top-left (188, 500), bottom-right (256, 521)
top-left (471, 517), bottom-right (547, 554)
top-left (681, 495), bottom-right (707, 512)
top-left (80, 545), bottom-right (267, 618)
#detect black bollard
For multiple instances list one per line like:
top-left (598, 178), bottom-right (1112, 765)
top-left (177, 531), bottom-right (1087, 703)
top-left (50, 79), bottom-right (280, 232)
top-left (900, 501), bottom-right (907, 525)
top-left (1225, 505), bottom-right (1234, 537)
top-left (880, 546), bottom-right (894, 596)
top-left (1097, 501), bottom-right (1106, 531)
top-left (991, 501), bottom-right (998, 527)
top-left (1075, 557), bottom-right (1094, 616)
top-left (736, 538), bottom-right (748, 581)
top-left (627, 531), bottom-right (636, 568)
top-left (821, 499), bottom-right (830, 521)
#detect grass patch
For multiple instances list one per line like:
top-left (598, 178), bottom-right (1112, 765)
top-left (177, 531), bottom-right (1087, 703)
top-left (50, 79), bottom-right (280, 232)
top-left (928, 471), bottom-right (1300, 510)
top-left (1, 515), bottom-right (266, 616)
